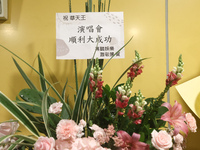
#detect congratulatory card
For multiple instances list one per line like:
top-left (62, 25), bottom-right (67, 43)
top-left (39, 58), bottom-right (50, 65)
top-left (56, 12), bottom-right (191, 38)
top-left (176, 76), bottom-right (200, 118)
top-left (56, 12), bottom-right (124, 60)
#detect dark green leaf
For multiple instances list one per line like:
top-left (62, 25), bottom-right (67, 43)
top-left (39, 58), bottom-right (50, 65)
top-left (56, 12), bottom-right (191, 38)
top-left (19, 89), bottom-right (43, 105)
top-left (38, 54), bottom-right (47, 92)
top-left (17, 102), bottom-right (42, 114)
top-left (41, 89), bottom-right (52, 137)
top-left (12, 58), bottom-right (37, 90)
top-left (0, 92), bottom-right (40, 137)
top-left (156, 106), bottom-right (169, 118)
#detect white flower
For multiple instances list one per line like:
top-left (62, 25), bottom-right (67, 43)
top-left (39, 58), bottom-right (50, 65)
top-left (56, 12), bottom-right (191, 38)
top-left (122, 95), bottom-right (128, 100)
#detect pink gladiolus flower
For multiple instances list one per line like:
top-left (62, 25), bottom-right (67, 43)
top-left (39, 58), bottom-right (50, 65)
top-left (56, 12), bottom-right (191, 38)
top-left (116, 130), bottom-right (149, 150)
top-left (34, 136), bottom-right (55, 150)
top-left (161, 101), bottom-right (188, 135)
top-left (185, 113), bottom-right (197, 132)
top-left (56, 119), bottom-right (79, 141)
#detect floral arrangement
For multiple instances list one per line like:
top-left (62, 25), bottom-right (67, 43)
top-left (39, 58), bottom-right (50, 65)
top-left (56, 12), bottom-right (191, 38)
top-left (0, 42), bottom-right (197, 150)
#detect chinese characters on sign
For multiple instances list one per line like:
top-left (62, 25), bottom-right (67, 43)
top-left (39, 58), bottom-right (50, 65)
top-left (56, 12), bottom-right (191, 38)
top-left (56, 12), bottom-right (124, 59)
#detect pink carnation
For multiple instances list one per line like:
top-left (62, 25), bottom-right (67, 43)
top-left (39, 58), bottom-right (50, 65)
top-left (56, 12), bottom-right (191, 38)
top-left (55, 139), bottom-right (73, 150)
top-left (151, 130), bottom-right (172, 150)
top-left (34, 136), bottom-right (55, 150)
top-left (90, 124), bottom-right (107, 144)
top-left (71, 137), bottom-right (108, 150)
top-left (185, 113), bottom-right (197, 132)
top-left (56, 119), bottom-right (79, 141)
top-left (173, 133), bottom-right (183, 144)
top-left (48, 102), bottom-right (63, 114)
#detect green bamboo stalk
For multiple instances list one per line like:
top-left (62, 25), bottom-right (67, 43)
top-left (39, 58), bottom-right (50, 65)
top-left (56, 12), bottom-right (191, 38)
top-left (107, 0), bottom-right (111, 12)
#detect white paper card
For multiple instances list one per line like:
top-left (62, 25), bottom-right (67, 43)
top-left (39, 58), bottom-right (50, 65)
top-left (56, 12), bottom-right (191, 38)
top-left (56, 12), bottom-right (124, 60)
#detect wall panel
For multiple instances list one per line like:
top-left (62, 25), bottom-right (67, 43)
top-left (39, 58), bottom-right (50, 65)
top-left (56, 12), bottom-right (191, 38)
top-left (168, 0), bottom-right (200, 149)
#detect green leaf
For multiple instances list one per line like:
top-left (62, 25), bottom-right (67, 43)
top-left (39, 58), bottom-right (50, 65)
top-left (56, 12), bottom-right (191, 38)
top-left (48, 113), bottom-right (61, 129)
top-left (74, 60), bottom-right (78, 94)
top-left (17, 102), bottom-right (42, 114)
top-left (7, 138), bottom-right (24, 150)
top-left (61, 102), bottom-right (71, 119)
top-left (19, 89), bottom-right (43, 105)
top-left (0, 92), bottom-right (40, 137)
top-left (12, 58), bottom-right (37, 90)
top-left (72, 59), bottom-right (93, 123)
top-left (107, 0), bottom-right (111, 12)
top-left (0, 135), bottom-right (13, 143)
top-left (61, 78), bottom-right (68, 100)
top-left (139, 132), bottom-right (145, 142)
top-left (14, 135), bottom-right (37, 143)
top-left (0, 45), bottom-right (71, 118)
top-left (156, 106), bottom-right (169, 118)
top-left (17, 104), bottom-right (41, 123)
top-left (38, 54), bottom-right (47, 92)
top-left (111, 58), bottom-right (148, 89)
top-left (41, 89), bottom-right (52, 137)
top-left (103, 36), bottom-right (133, 70)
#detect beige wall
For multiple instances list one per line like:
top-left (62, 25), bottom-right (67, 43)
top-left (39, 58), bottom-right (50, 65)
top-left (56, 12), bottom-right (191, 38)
top-left (0, 0), bottom-right (199, 149)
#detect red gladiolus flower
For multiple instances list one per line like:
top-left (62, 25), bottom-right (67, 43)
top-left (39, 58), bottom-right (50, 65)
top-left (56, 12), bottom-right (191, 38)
top-left (161, 101), bottom-right (188, 135)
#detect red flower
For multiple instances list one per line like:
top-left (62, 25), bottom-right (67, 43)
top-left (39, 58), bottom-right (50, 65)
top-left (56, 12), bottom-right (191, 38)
top-left (127, 64), bottom-right (144, 81)
top-left (115, 99), bottom-right (128, 109)
top-left (166, 71), bottom-right (181, 86)
top-left (134, 119), bottom-right (142, 125)
top-left (118, 111), bottom-right (124, 116)
top-left (127, 105), bottom-right (145, 119)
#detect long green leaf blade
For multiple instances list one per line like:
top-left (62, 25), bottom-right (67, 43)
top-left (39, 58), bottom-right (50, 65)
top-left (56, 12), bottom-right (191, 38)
top-left (112, 58), bottom-right (148, 89)
top-left (0, 45), bottom-right (72, 118)
top-left (0, 92), bottom-right (40, 137)
top-left (14, 135), bottom-right (36, 144)
top-left (0, 135), bottom-right (13, 143)
top-left (7, 138), bottom-right (24, 150)
top-left (74, 60), bottom-right (78, 94)
top-left (61, 78), bottom-right (68, 100)
top-left (41, 89), bottom-right (52, 137)
top-left (103, 36), bottom-right (133, 70)
top-left (72, 59), bottom-right (93, 123)
top-left (12, 58), bottom-right (37, 90)
top-left (38, 54), bottom-right (47, 92)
